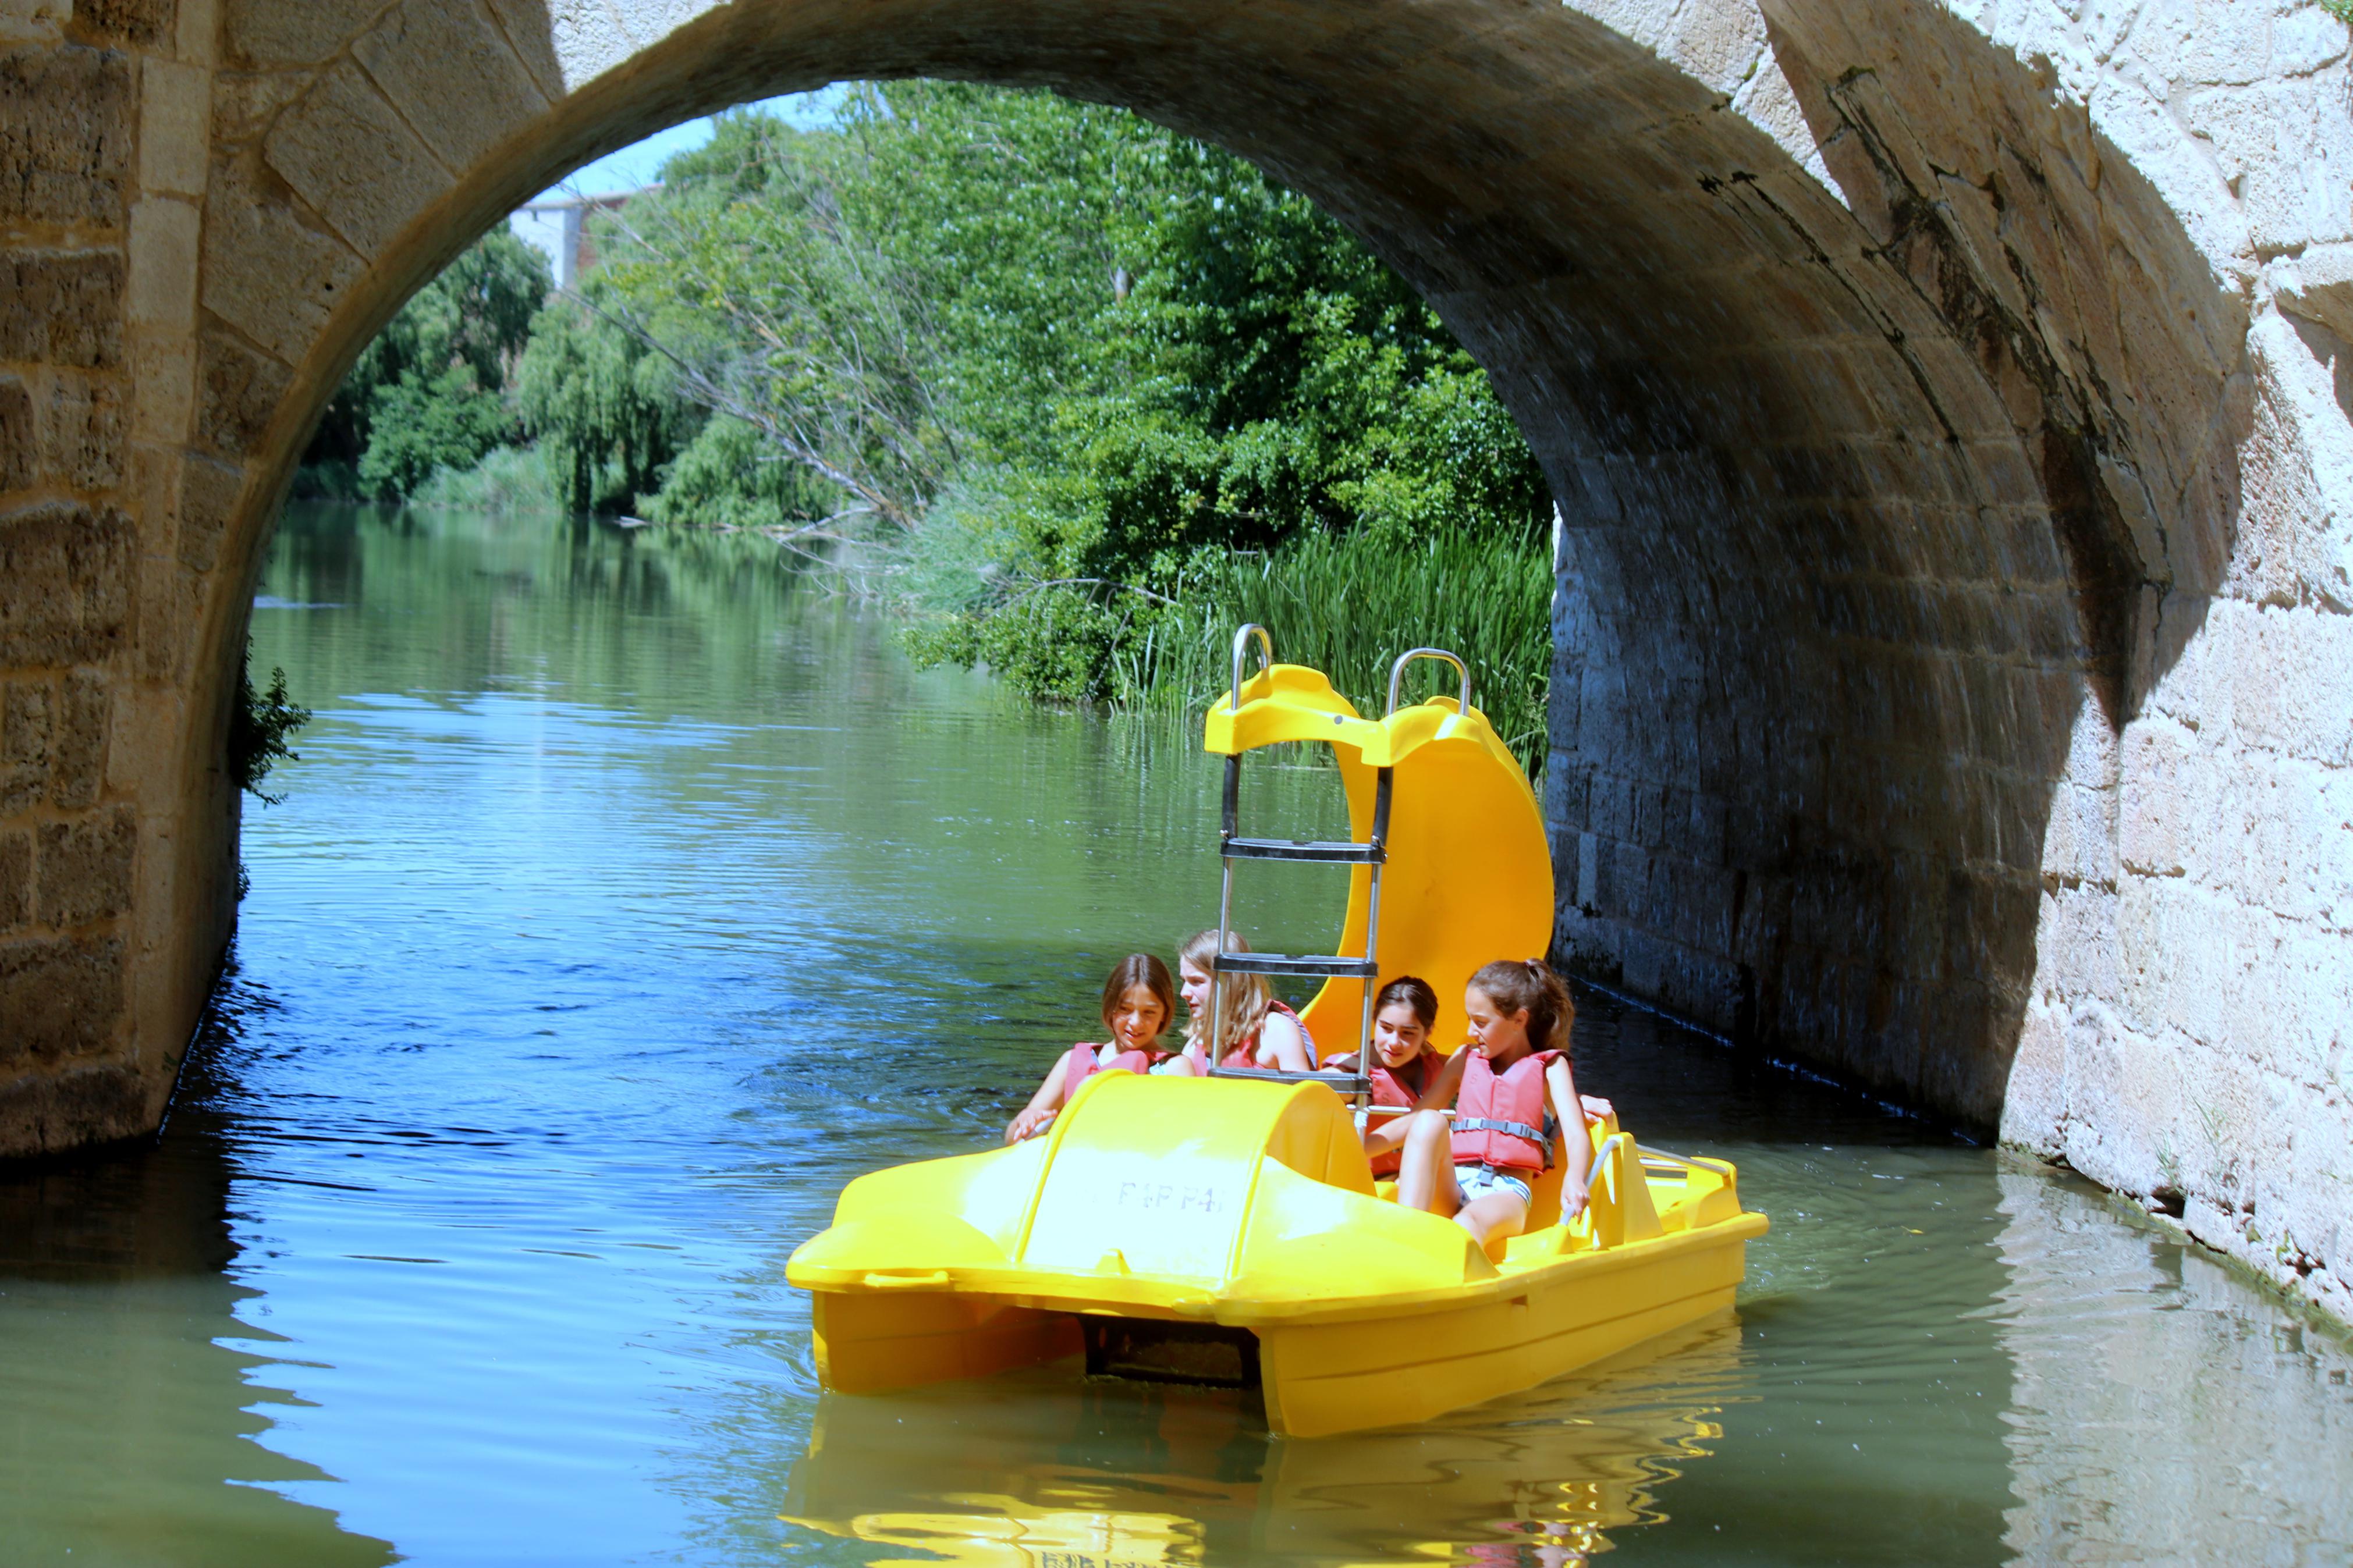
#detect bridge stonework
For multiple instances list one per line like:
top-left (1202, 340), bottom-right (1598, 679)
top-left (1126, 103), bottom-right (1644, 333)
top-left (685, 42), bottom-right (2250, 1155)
top-left (0, 0), bottom-right (2345, 1322)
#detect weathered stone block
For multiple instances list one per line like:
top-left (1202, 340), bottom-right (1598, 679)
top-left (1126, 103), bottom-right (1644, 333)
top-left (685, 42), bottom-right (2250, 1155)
top-left (0, 933), bottom-right (125, 1063)
top-left (72, 0), bottom-right (176, 47)
top-left (0, 501), bottom-right (134, 664)
top-left (34, 805), bottom-right (134, 927)
top-left (200, 163), bottom-right (363, 364)
top-left (0, 826), bottom-right (26, 929)
top-left (174, 451), bottom-right (240, 574)
top-left (226, 0), bottom-right (390, 67)
top-left (355, 0), bottom-right (549, 173)
top-left (480, 0), bottom-right (567, 101)
top-left (208, 67), bottom-right (307, 144)
top-left (194, 332), bottom-right (289, 458)
top-left (0, 45), bottom-right (133, 227)
top-left (41, 372), bottom-right (126, 492)
top-left (126, 195), bottom-right (201, 335)
top-left (0, 373), bottom-right (31, 493)
top-left (49, 667), bottom-right (107, 809)
top-left (0, 249), bottom-right (126, 371)
top-left (263, 59), bottom-right (453, 256)
top-left (129, 332), bottom-right (196, 446)
top-left (136, 58), bottom-right (210, 197)
top-left (5, 253), bottom-right (126, 387)
top-left (0, 677), bottom-right (48, 816)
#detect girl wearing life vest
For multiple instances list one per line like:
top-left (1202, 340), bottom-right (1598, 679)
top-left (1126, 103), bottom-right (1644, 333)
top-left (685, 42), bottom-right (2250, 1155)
top-left (1321, 976), bottom-right (1445, 1176)
top-left (1003, 954), bottom-right (1176, 1144)
top-left (1169, 929), bottom-right (1315, 1074)
top-left (1394, 958), bottom-right (1593, 1246)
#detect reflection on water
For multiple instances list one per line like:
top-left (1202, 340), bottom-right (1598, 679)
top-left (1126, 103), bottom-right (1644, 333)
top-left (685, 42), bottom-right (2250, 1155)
top-left (0, 503), bottom-right (2345, 1566)
top-left (1996, 1172), bottom-right (2353, 1563)
top-left (0, 1035), bottom-right (395, 1565)
top-left (785, 1315), bottom-right (1748, 1566)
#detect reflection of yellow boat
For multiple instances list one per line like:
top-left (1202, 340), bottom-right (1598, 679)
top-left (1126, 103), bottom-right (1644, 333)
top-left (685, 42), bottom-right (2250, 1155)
top-left (787, 638), bottom-right (1767, 1438)
top-left (781, 1317), bottom-right (1749, 1566)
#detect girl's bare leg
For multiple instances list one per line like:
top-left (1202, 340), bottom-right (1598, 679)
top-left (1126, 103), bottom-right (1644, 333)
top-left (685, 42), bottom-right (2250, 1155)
top-left (1454, 1191), bottom-right (1530, 1247)
top-left (1394, 1111), bottom-right (1460, 1216)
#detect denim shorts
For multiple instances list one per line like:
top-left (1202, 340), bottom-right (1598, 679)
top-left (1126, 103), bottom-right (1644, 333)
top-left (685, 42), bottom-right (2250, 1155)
top-left (1455, 1162), bottom-right (1534, 1207)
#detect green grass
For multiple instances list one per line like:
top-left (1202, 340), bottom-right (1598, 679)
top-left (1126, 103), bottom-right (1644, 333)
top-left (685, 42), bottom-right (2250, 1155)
top-left (1128, 528), bottom-right (1555, 774)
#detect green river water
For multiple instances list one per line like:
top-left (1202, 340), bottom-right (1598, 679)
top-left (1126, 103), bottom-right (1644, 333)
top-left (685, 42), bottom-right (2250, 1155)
top-left (2, 503), bottom-right (2347, 1566)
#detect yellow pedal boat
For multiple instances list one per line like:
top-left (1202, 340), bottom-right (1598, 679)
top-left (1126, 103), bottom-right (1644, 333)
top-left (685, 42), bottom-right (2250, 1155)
top-left (787, 633), bottom-right (1767, 1437)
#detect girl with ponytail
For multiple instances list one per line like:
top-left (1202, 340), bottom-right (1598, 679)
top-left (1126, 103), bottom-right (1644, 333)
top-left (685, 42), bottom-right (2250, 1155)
top-left (1392, 957), bottom-right (1596, 1246)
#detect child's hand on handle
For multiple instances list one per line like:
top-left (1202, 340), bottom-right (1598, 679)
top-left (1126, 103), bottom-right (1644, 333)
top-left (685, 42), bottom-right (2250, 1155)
top-left (1579, 1094), bottom-right (1613, 1123)
top-left (1561, 1178), bottom-right (1589, 1219)
top-left (1005, 1105), bottom-right (1058, 1144)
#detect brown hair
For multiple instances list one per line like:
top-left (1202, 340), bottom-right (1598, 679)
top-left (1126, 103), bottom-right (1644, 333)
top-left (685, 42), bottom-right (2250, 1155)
top-left (1100, 953), bottom-right (1176, 1046)
top-left (1179, 928), bottom-right (1272, 1054)
top-left (1467, 958), bottom-right (1574, 1057)
top-left (1375, 975), bottom-right (1440, 1032)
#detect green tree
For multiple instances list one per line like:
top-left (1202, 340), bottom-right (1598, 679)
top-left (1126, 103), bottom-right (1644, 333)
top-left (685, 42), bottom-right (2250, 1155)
top-left (512, 288), bottom-right (700, 516)
top-left (301, 228), bottom-right (552, 498)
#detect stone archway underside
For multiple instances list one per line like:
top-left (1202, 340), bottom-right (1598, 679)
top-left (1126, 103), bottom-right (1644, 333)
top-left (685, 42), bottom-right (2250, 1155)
top-left (1, 0), bottom-right (2347, 1320)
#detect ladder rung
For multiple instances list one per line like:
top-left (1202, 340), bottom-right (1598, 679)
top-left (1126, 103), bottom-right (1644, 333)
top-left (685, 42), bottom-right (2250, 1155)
top-left (1214, 951), bottom-right (1379, 979)
top-left (1220, 837), bottom-right (1383, 865)
top-left (1207, 1066), bottom-right (1370, 1086)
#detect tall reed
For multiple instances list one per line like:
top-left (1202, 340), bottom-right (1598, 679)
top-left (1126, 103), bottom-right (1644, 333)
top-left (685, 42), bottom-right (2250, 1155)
top-left (1123, 529), bottom-right (1553, 776)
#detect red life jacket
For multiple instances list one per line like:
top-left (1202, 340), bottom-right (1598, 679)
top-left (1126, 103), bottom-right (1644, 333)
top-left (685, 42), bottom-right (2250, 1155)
top-left (1215, 998), bottom-right (1311, 1069)
top-left (1362, 1053), bottom-right (1435, 1176)
top-left (1450, 1048), bottom-right (1562, 1172)
top-left (1060, 1041), bottom-right (1156, 1101)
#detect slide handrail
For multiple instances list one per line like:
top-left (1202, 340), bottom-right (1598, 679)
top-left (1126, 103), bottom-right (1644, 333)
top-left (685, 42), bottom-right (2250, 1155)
top-left (1387, 647), bottom-right (1471, 716)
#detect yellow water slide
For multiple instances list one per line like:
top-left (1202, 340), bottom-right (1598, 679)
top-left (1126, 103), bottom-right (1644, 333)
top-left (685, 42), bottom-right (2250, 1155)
top-left (1198, 641), bottom-right (1551, 1059)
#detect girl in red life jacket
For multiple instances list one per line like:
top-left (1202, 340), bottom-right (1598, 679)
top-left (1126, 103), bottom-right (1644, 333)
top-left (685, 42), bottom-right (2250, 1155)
top-left (1166, 929), bottom-right (1315, 1075)
top-left (1003, 954), bottom-right (1176, 1144)
top-left (1393, 959), bottom-right (1595, 1247)
top-left (1321, 976), bottom-right (1446, 1176)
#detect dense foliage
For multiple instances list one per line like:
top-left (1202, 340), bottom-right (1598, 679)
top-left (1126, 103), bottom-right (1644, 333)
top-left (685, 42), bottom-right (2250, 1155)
top-left (565, 86), bottom-right (1553, 759)
top-left (300, 229), bottom-right (551, 499)
top-left (313, 84), bottom-right (1557, 767)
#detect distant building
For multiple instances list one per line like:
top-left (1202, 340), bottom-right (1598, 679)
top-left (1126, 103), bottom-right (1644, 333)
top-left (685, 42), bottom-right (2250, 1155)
top-left (508, 189), bottom-right (644, 290)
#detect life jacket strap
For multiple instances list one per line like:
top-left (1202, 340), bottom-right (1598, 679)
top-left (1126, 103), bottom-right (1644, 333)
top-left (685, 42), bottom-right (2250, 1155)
top-left (1454, 1114), bottom-right (1560, 1169)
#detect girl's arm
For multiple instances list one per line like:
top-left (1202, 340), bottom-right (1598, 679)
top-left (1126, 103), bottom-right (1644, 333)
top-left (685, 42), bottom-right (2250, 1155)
top-left (1411, 1047), bottom-right (1472, 1114)
top-left (1255, 1009), bottom-right (1315, 1072)
top-left (1005, 1055), bottom-right (1072, 1144)
top-left (1546, 1055), bottom-right (1592, 1217)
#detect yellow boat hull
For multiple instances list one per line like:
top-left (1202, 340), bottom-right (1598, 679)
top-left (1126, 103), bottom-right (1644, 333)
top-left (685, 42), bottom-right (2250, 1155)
top-left (790, 1072), bottom-right (1766, 1438)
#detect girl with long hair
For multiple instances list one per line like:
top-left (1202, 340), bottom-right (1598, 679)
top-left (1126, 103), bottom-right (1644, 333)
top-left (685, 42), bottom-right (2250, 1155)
top-left (1169, 929), bottom-right (1315, 1074)
top-left (1003, 954), bottom-right (1177, 1144)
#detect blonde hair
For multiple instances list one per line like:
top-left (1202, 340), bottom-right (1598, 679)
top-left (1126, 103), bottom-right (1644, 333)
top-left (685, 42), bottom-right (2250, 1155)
top-left (1180, 928), bottom-right (1273, 1055)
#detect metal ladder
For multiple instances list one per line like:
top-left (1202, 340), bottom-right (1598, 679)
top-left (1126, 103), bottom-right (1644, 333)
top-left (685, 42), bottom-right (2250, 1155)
top-left (1205, 625), bottom-right (1471, 1110)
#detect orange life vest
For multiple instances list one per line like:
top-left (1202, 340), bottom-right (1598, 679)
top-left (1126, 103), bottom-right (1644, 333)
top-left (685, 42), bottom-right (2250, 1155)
top-left (1060, 1041), bottom-right (1157, 1100)
top-left (1450, 1048), bottom-right (1562, 1172)
top-left (1211, 998), bottom-right (1312, 1070)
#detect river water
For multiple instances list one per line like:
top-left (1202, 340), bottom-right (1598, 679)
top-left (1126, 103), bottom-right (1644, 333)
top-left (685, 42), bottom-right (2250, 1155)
top-left (3, 503), bottom-right (2347, 1567)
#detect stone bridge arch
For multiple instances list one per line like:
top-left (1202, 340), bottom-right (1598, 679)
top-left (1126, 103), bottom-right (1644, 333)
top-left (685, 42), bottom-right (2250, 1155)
top-left (2, 1), bottom-right (2347, 1319)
